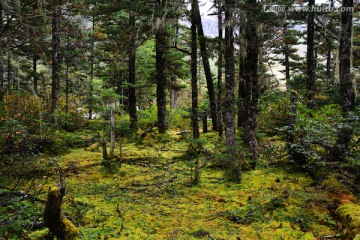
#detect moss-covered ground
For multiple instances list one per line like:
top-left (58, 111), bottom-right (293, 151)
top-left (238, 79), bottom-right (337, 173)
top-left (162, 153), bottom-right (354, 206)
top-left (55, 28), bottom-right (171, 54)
top-left (1, 132), bottom-right (352, 239)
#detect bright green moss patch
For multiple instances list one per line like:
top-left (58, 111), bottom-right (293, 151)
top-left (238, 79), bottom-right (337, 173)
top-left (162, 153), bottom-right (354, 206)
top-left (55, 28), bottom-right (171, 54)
top-left (0, 133), bottom-right (344, 239)
top-left (336, 204), bottom-right (360, 239)
top-left (28, 228), bottom-right (49, 240)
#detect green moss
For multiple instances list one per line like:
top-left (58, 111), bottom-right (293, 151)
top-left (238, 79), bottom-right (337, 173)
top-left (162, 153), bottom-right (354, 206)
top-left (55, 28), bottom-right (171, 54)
top-left (28, 228), bottom-right (49, 240)
top-left (336, 204), bottom-right (360, 239)
top-left (18, 132), bottom-right (342, 239)
top-left (322, 176), bottom-right (350, 195)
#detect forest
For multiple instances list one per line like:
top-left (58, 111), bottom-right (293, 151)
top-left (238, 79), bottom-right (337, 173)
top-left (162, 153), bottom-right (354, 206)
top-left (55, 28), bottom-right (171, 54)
top-left (0, 0), bottom-right (359, 239)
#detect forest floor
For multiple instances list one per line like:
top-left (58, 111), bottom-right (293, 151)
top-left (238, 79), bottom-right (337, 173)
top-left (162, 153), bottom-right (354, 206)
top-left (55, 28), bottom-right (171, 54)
top-left (0, 132), bottom-right (350, 239)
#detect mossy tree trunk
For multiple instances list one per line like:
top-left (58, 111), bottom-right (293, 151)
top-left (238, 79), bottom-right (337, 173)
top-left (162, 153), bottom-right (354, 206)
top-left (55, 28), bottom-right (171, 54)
top-left (44, 187), bottom-right (78, 240)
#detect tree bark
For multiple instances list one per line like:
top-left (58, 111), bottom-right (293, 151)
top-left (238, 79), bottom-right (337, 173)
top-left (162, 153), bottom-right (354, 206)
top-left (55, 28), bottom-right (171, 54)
top-left (217, 0), bottom-right (223, 137)
top-left (224, 0), bottom-right (235, 148)
top-left (128, 7), bottom-right (138, 130)
top-left (89, 15), bottom-right (95, 120)
top-left (0, 62), bottom-right (3, 101)
top-left (224, 0), bottom-right (241, 183)
top-left (331, 0), bottom-right (356, 163)
top-left (33, 55), bottom-right (38, 94)
top-left (65, 60), bottom-right (69, 114)
top-left (306, 0), bottom-right (315, 108)
top-left (195, 0), bottom-right (218, 131)
top-left (44, 187), bottom-right (78, 239)
top-left (238, 10), bottom-right (246, 127)
top-left (283, 17), bottom-right (290, 91)
top-left (191, 0), bottom-right (200, 139)
top-left (51, 3), bottom-right (61, 123)
top-left (0, 4), bottom-right (3, 101)
top-left (155, 0), bottom-right (167, 134)
top-left (339, 0), bottom-right (355, 113)
top-left (202, 112), bottom-right (208, 133)
top-left (110, 107), bottom-right (115, 157)
top-left (243, 0), bottom-right (259, 169)
top-left (7, 53), bottom-right (13, 92)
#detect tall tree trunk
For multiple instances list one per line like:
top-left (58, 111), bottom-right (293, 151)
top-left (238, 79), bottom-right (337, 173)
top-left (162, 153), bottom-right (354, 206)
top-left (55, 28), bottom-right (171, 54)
top-left (195, 0), bottom-right (218, 131)
top-left (224, 0), bottom-right (235, 149)
top-left (33, 55), bottom-right (38, 94)
top-left (243, 0), bottom-right (259, 169)
top-left (7, 53), bottom-right (12, 92)
top-left (283, 16), bottom-right (290, 91)
top-left (331, 0), bottom-right (356, 163)
top-left (238, 11), bottom-right (246, 128)
top-left (0, 4), bottom-right (3, 101)
top-left (170, 75), bottom-right (176, 109)
top-left (89, 15), bottom-right (95, 120)
top-left (306, 0), bottom-right (315, 108)
top-left (155, 0), bottom-right (167, 134)
top-left (224, 0), bottom-right (241, 183)
top-left (65, 60), bottom-right (69, 114)
top-left (191, 0), bottom-right (200, 139)
top-left (326, 49), bottom-right (332, 89)
top-left (217, 0), bottom-right (223, 137)
top-left (326, 0), bottom-right (334, 90)
top-left (202, 112), bottom-right (208, 133)
top-left (51, 3), bottom-right (61, 123)
top-left (128, 7), bottom-right (138, 130)
top-left (0, 62), bottom-right (3, 101)
top-left (110, 107), bottom-right (115, 157)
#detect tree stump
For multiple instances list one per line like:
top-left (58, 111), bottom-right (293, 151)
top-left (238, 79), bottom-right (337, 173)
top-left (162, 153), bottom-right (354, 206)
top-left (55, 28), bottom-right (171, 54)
top-left (43, 187), bottom-right (79, 240)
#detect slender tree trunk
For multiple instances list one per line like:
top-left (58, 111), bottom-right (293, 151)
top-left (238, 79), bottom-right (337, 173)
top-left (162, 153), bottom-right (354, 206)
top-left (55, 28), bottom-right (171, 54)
top-left (202, 112), bottom-right (208, 133)
top-left (224, 0), bottom-right (241, 183)
top-left (7, 53), bottom-right (12, 92)
top-left (155, 0), bottom-right (167, 134)
top-left (0, 4), bottom-right (3, 101)
top-left (170, 75), bottom-right (176, 109)
top-left (331, 0), bottom-right (356, 163)
top-left (128, 7), bottom-right (138, 130)
top-left (326, 49), bottom-right (332, 89)
top-left (89, 15), bottom-right (95, 120)
top-left (224, 0), bottom-right (235, 149)
top-left (224, 0), bottom-right (242, 182)
top-left (339, 0), bottom-right (355, 113)
top-left (216, 0), bottom-right (223, 137)
top-left (306, 0), bottom-right (315, 108)
top-left (0, 62), bottom-right (3, 101)
top-left (243, 0), bottom-right (259, 169)
top-left (283, 16), bottom-right (290, 91)
top-left (110, 107), bottom-right (115, 157)
top-left (65, 60), bottom-right (69, 114)
top-left (195, 0), bottom-right (218, 131)
top-left (51, 3), bottom-right (61, 123)
top-left (238, 13), bottom-right (246, 128)
top-left (326, 0), bottom-right (334, 89)
top-left (191, 0), bottom-right (200, 139)
top-left (32, 55), bottom-right (38, 94)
